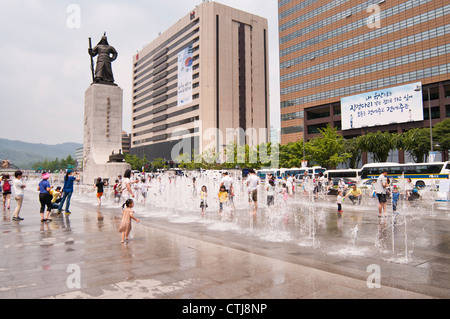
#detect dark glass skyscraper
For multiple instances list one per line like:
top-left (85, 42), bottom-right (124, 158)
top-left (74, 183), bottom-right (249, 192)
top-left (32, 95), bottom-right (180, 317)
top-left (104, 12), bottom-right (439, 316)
top-left (279, 0), bottom-right (450, 162)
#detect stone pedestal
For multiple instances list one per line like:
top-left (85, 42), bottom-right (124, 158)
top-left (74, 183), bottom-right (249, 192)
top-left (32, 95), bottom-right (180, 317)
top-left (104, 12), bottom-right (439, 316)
top-left (83, 84), bottom-right (130, 185)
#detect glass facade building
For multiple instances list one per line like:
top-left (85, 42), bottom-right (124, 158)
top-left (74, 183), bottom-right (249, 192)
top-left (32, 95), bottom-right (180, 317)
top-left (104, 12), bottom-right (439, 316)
top-left (279, 0), bottom-right (450, 161)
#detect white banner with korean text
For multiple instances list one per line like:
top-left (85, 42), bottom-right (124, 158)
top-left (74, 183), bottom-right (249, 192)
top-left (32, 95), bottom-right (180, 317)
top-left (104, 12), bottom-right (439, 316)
top-left (341, 82), bottom-right (424, 130)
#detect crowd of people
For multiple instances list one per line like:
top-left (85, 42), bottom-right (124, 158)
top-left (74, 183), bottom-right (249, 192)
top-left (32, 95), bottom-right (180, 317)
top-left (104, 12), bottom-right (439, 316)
top-left (0, 170), bottom-right (26, 221)
top-left (0, 166), bottom-right (428, 242)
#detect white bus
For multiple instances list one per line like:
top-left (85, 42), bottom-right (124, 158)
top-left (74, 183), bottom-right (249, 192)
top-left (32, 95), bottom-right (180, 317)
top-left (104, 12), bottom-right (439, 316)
top-left (324, 169), bottom-right (361, 182)
top-left (256, 166), bottom-right (326, 182)
top-left (360, 162), bottom-right (450, 187)
top-left (256, 168), bottom-right (282, 181)
top-left (287, 166), bottom-right (326, 182)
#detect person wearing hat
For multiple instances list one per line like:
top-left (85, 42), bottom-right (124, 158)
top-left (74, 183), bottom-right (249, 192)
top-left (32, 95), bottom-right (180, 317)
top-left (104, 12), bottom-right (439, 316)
top-left (374, 169), bottom-right (388, 217)
top-left (38, 172), bottom-right (53, 222)
top-left (88, 33), bottom-right (118, 83)
top-left (57, 169), bottom-right (80, 215)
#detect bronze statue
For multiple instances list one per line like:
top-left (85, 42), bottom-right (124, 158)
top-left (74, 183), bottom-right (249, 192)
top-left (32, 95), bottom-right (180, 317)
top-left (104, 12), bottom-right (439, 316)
top-left (108, 150), bottom-right (125, 163)
top-left (88, 33), bottom-right (118, 84)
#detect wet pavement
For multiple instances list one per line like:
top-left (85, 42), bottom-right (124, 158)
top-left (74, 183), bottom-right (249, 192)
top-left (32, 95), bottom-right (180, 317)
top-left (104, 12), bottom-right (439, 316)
top-left (0, 189), bottom-right (449, 299)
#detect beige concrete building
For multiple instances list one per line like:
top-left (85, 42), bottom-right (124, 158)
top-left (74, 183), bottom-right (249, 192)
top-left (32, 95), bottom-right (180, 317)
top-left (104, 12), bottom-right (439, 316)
top-left (130, 2), bottom-right (270, 162)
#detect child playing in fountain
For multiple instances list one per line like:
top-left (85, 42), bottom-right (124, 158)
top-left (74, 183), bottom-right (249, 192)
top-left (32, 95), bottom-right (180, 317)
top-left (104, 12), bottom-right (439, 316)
top-left (392, 186), bottom-right (400, 215)
top-left (140, 178), bottom-right (149, 205)
top-left (200, 185), bottom-right (208, 216)
top-left (280, 183), bottom-right (288, 203)
top-left (218, 185), bottom-right (228, 213)
top-left (266, 179), bottom-right (275, 206)
top-left (337, 190), bottom-right (343, 213)
top-left (94, 177), bottom-right (108, 207)
top-left (113, 179), bottom-right (122, 204)
top-left (118, 199), bottom-right (140, 243)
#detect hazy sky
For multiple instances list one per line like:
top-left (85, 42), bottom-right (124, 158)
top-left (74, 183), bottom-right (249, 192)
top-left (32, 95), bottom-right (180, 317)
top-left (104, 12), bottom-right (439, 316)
top-left (0, 0), bottom-right (280, 145)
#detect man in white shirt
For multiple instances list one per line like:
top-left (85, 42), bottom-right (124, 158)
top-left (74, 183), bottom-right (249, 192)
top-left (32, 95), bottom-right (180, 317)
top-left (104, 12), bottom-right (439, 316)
top-left (287, 174), bottom-right (294, 196)
top-left (12, 170), bottom-right (26, 221)
top-left (246, 169), bottom-right (259, 214)
top-left (375, 169), bottom-right (388, 217)
top-left (221, 172), bottom-right (234, 206)
top-left (221, 172), bottom-right (233, 192)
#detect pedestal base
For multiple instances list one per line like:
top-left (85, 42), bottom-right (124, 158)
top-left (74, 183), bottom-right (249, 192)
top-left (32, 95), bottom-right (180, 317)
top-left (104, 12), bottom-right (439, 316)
top-left (83, 162), bottom-right (130, 186)
top-left (83, 83), bottom-right (130, 185)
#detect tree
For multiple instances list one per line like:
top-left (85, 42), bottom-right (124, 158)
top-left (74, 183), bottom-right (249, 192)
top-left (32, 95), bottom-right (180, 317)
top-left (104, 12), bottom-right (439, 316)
top-left (31, 155), bottom-right (77, 172)
top-left (151, 157), bottom-right (167, 171)
top-left (202, 147), bottom-right (220, 170)
top-left (342, 137), bottom-right (363, 169)
top-left (124, 153), bottom-right (146, 171)
top-left (433, 118), bottom-right (450, 156)
top-left (259, 142), bottom-right (279, 168)
top-left (279, 141), bottom-right (306, 168)
top-left (306, 124), bottom-right (350, 169)
top-left (223, 140), bottom-right (239, 169)
top-left (358, 131), bottom-right (396, 163)
top-left (175, 153), bottom-right (192, 169)
top-left (399, 128), bottom-right (431, 163)
top-left (220, 140), bottom-right (276, 170)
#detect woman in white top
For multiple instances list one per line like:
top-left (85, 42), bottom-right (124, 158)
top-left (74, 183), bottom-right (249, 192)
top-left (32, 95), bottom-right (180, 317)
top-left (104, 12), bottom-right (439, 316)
top-left (338, 178), bottom-right (347, 195)
top-left (121, 169), bottom-right (135, 204)
top-left (405, 178), bottom-right (414, 200)
top-left (12, 170), bottom-right (26, 221)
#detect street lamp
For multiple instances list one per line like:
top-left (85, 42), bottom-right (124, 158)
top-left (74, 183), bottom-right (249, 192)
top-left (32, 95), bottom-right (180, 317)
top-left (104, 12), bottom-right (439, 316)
top-left (414, 85), bottom-right (433, 154)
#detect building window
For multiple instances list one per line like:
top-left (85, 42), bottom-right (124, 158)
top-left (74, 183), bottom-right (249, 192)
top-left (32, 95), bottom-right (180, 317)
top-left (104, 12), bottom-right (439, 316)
top-left (334, 121), bottom-right (341, 131)
top-left (307, 123), bottom-right (328, 134)
top-left (333, 105), bottom-right (341, 116)
top-left (281, 111), bottom-right (304, 121)
top-left (423, 87), bottom-right (439, 101)
top-left (281, 126), bottom-right (303, 135)
top-left (423, 106), bottom-right (440, 120)
top-left (306, 108), bottom-right (330, 120)
top-left (446, 105), bottom-right (450, 117)
top-left (280, 100), bottom-right (296, 108)
top-left (445, 85), bottom-right (450, 98)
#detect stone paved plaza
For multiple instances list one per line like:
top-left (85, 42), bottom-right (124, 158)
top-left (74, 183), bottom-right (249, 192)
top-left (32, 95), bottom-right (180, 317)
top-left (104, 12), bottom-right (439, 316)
top-left (1, 188), bottom-right (449, 300)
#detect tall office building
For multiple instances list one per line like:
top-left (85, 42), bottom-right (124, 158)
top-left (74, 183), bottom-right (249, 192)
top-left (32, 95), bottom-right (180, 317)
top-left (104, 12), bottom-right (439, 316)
top-left (121, 131), bottom-right (131, 154)
top-left (131, 2), bottom-right (270, 161)
top-left (279, 0), bottom-right (450, 161)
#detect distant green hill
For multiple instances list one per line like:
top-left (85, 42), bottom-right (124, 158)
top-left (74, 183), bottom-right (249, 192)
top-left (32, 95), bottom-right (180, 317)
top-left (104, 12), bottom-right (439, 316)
top-left (0, 138), bottom-right (82, 169)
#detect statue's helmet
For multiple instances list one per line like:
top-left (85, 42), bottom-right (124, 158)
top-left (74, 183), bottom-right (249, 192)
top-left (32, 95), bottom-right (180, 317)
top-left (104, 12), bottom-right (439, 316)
top-left (98, 33), bottom-right (109, 45)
